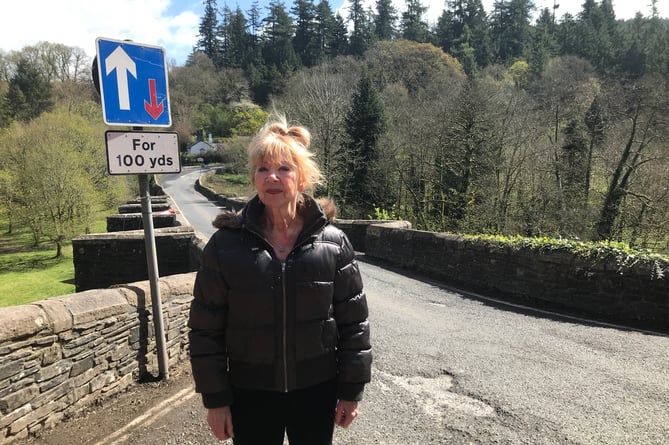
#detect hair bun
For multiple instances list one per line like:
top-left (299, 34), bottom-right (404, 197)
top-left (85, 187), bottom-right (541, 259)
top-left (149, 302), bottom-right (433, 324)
top-left (267, 122), bottom-right (288, 136)
top-left (287, 126), bottom-right (310, 148)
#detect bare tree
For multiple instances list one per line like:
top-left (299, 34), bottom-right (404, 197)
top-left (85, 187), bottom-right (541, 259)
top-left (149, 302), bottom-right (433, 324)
top-left (595, 74), bottom-right (669, 241)
top-left (272, 57), bottom-right (362, 197)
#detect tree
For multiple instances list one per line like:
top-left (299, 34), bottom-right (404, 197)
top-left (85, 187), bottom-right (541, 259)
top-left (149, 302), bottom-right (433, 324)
top-left (292, 0), bottom-right (321, 67)
top-left (595, 75), bottom-right (669, 241)
top-left (219, 6), bottom-right (251, 69)
top-left (0, 109), bottom-right (111, 256)
top-left (341, 73), bottom-right (388, 216)
top-left (374, 0), bottom-right (398, 40)
top-left (274, 57), bottom-right (362, 197)
top-left (490, 0), bottom-right (534, 63)
top-left (6, 58), bottom-right (53, 122)
top-left (364, 40), bottom-right (464, 95)
top-left (530, 56), bottom-right (598, 235)
top-left (435, 0), bottom-right (491, 72)
top-left (527, 7), bottom-right (559, 79)
top-left (348, 0), bottom-right (374, 56)
top-left (400, 0), bottom-right (429, 43)
top-left (314, 0), bottom-right (343, 60)
top-left (196, 0), bottom-right (221, 64)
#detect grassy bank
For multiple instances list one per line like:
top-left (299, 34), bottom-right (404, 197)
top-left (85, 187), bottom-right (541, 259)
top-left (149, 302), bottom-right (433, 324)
top-left (0, 213), bottom-right (110, 307)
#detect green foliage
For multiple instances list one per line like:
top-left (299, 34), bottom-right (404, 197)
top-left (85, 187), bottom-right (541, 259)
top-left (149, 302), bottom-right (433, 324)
top-left (219, 135), bottom-right (252, 172)
top-left (0, 108), bottom-right (122, 257)
top-left (507, 60), bottom-right (530, 87)
top-left (230, 105), bottom-right (269, 136)
top-left (369, 205), bottom-right (399, 221)
top-left (461, 233), bottom-right (668, 279)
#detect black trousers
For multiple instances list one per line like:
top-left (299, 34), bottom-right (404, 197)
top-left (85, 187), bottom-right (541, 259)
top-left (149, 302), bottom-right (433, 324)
top-left (231, 379), bottom-right (337, 445)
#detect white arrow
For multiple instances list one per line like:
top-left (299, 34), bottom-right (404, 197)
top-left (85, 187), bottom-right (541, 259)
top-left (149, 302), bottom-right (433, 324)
top-left (105, 46), bottom-right (136, 110)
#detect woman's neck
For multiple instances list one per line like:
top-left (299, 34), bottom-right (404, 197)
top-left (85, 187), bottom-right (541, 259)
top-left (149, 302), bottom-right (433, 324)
top-left (264, 206), bottom-right (299, 233)
top-left (264, 208), bottom-right (303, 259)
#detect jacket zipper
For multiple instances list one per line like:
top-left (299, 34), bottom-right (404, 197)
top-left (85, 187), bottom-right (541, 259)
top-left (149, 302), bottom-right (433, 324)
top-left (281, 261), bottom-right (288, 392)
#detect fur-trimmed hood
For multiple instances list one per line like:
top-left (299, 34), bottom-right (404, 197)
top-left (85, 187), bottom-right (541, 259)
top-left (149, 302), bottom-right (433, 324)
top-left (212, 195), bottom-right (336, 230)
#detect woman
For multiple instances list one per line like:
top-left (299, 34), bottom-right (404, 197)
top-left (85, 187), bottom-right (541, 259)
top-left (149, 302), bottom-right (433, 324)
top-left (188, 116), bottom-right (372, 445)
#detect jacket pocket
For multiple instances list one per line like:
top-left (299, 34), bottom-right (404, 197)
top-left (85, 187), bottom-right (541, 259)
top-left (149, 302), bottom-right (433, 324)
top-left (295, 319), bottom-right (337, 361)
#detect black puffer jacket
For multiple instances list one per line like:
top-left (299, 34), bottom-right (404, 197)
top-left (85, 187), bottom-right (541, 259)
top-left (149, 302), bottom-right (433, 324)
top-left (188, 194), bottom-right (372, 409)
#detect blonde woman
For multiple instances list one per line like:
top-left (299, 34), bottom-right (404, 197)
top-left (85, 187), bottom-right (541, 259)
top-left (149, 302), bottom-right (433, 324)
top-left (188, 116), bottom-right (372, 444)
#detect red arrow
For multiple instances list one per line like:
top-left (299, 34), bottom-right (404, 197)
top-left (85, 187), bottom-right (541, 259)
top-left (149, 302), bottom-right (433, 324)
top-left (144, 78), bottom-right (165, 120)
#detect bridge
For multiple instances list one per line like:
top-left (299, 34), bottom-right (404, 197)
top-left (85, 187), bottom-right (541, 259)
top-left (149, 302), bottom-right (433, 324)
top-left (2, 167), bottom-right (668, 444)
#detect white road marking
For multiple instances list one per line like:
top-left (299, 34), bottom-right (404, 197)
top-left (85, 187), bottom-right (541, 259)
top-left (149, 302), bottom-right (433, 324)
top-left (93, 387), bottom-right (196, 445)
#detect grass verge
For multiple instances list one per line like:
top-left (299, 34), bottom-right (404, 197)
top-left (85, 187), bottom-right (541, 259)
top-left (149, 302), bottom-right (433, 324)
top-left (0, 210), bottom-right (112, 307)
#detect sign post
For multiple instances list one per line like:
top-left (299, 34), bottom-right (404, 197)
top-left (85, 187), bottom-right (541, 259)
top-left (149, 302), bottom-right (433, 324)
top-left (95, 37), bottom-right (176, 380)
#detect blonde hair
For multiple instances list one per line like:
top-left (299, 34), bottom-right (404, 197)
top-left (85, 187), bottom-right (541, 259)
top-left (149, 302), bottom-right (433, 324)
top-left (248, 115), bottom-right (324, 195)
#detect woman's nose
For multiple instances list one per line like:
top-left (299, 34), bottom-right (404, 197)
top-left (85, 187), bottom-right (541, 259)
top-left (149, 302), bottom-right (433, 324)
top-left (267, 170), bottom-right (279, 180)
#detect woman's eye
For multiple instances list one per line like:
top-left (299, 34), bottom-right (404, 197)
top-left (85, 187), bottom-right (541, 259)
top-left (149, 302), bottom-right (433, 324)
top-left (257, 166), bottom-right (268, 172)
top-left (279, 165), bottom-right (291, 172)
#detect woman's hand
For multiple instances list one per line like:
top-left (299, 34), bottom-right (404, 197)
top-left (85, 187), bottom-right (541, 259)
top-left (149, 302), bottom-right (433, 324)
top-left (335, 400), bottom-right (360, 428)
top-left (207, 406), bottom-right (234, 441)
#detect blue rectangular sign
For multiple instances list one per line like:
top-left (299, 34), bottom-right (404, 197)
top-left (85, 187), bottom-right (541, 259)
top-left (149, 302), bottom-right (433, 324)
top-left (96, 38), bottom-right (172, 127)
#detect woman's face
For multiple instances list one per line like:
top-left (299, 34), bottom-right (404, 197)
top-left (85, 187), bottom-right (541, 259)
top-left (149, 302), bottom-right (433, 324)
top-left (253, 157), bottom-right (304, 210)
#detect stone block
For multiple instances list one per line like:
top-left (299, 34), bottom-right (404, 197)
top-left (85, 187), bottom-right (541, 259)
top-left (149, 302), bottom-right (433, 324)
top-left (0, 384), bottom-right (39, 414)
top-left (55, 289), bottom-right (129, 326)
top-left (0, 306), bottom-right (50, 343)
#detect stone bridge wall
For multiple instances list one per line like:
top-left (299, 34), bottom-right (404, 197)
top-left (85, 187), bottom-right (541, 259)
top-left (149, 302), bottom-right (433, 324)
top-left (349, 222), bottom-right (668, 332)
top-left (0, 273), bottom-right (196, 443)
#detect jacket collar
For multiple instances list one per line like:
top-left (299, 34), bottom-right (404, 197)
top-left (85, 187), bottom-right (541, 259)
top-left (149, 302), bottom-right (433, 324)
top-left (242, 193), bottom-right (329, 244)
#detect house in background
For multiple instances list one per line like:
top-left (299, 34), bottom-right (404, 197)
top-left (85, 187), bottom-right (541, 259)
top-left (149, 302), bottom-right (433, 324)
top-left (188, 140), bottom-right (215, 156)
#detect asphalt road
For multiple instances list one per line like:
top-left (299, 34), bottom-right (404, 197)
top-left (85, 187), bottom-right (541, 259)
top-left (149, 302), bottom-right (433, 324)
top-left (160, 166), bottom-right (222, 239)
top-left (17, 168), bottom-right (669, 444)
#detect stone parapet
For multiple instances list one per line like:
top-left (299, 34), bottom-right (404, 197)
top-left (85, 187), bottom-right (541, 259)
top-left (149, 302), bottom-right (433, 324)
top-left (0, 273), bottom-right (195, 443)
top-left (364, 225), bottom-right (669, 332)
top-left (72, 227), bottom-right (198, 292)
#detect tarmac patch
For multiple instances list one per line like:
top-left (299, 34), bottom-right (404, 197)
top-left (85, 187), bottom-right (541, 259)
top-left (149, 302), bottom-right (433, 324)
top-left (377, 369), bottom-right (495, 421)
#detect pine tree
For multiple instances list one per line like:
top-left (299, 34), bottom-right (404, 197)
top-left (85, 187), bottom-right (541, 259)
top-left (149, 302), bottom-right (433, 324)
top-left (490, 0), bottom-right (533, 63)
top-left (292, 0), bottom-right (320, 67)
top-left (348, 0), bottom-right (374, 56)
top-left (6, 58), bottom-right (53, 122)
top-left (401, 0), bottom-right (429, 43)
top-left (329, 13), bottom-right (350, 57)
top-left (220, 6), bottom-right (251, 69)
top-left (314, 0), bottom-right (346, 61)
top-left (197, 0), bottom-right (221, 64)
top-left (374, 0), bottom-right (398, 40)
top-left (341, 74), bottom-right (387, 216)
top-left (436, 0), bottom-right (491, 69)
top-left (252, 1), bottom-right (299, 103)
top-left (245, 1), bottom-right (264, 71)
top-left (528, 7), bottom-right (559, 79)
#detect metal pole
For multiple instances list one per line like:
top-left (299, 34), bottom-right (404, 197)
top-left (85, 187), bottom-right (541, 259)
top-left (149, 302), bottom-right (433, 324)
top-left (139, 173), bottom-right (169, 380)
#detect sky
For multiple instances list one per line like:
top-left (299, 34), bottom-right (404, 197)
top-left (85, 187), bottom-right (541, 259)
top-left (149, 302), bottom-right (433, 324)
top-left (0, 0), bottom-right (666, 67)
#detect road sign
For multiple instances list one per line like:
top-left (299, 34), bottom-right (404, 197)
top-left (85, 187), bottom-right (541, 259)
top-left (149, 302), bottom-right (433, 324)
top-left (106, 131), bottom-right (181, 175)
top-left (96, 38), bottom-right (172, 127)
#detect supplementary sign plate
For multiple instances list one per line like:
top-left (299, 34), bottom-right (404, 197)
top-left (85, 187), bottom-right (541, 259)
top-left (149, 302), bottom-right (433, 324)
top-left (106, 131), bottom-right (181, 175)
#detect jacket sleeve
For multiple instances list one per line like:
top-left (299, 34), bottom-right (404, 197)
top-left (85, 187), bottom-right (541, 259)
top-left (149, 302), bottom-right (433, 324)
top-left (332, 230), bottom-right (372, 401)
top-left (188, 234), bottom-right (232, 408)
